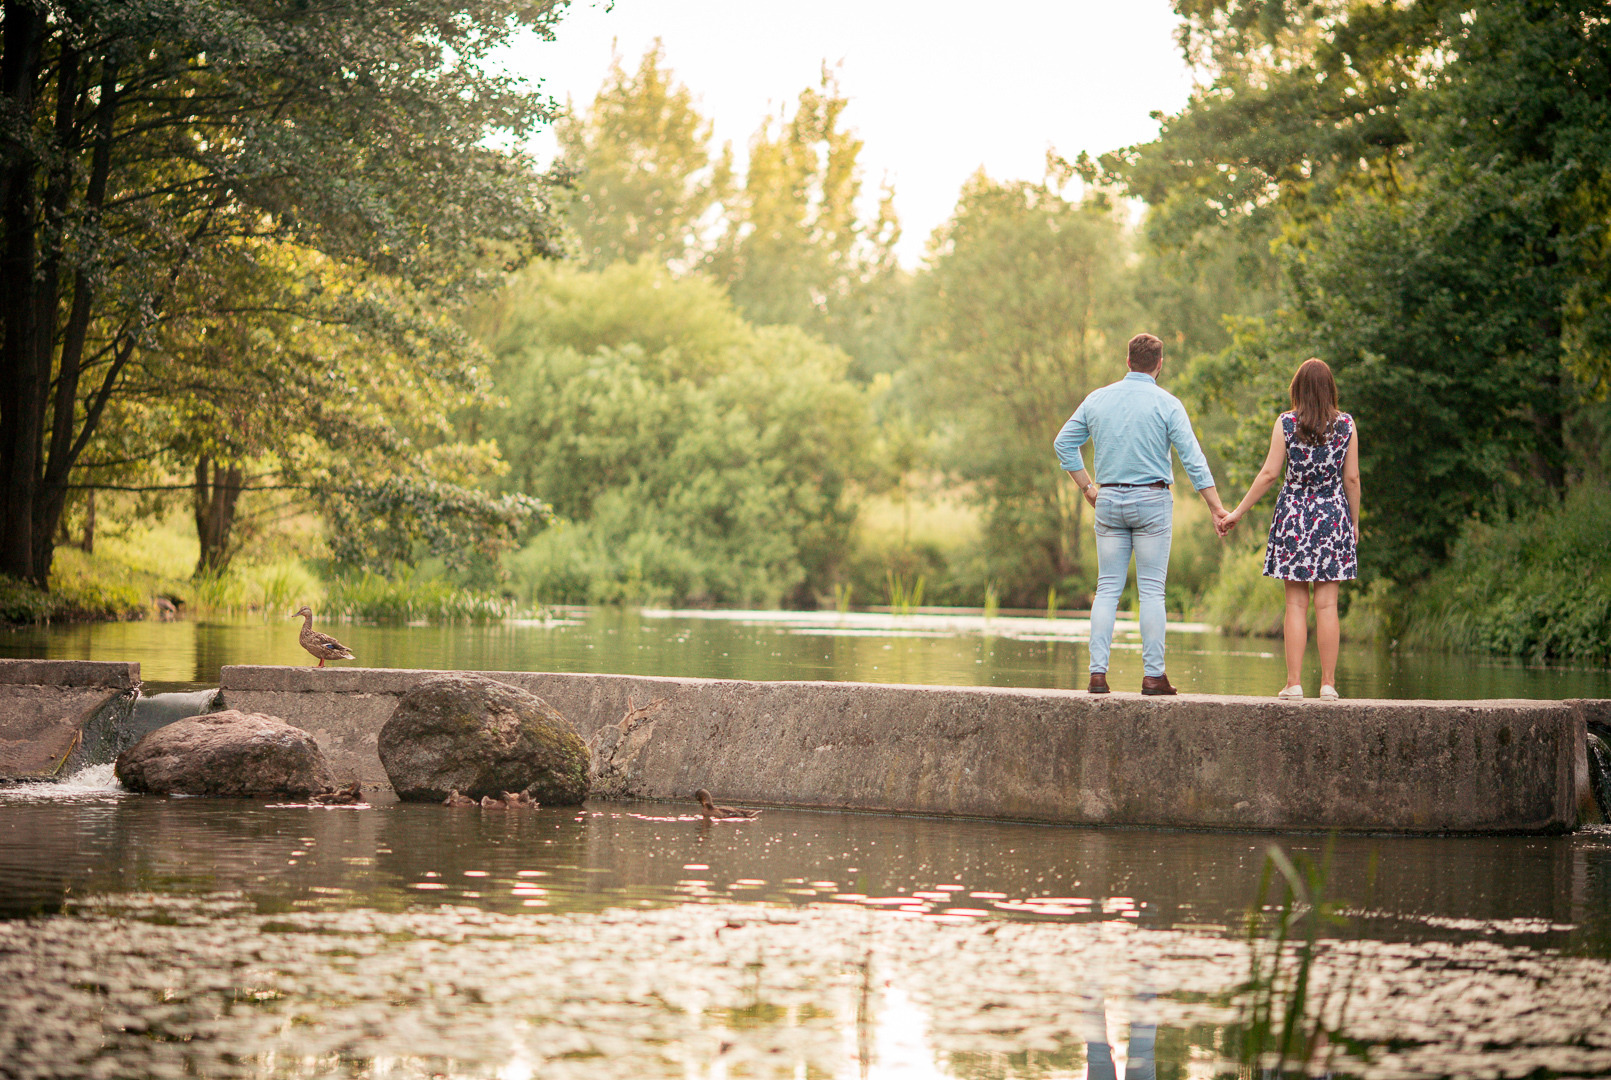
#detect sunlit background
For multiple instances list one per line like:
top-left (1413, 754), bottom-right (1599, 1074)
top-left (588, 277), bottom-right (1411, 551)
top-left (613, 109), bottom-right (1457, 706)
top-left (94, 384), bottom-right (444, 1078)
top-left (500, 0), bottom-right (1195, 264)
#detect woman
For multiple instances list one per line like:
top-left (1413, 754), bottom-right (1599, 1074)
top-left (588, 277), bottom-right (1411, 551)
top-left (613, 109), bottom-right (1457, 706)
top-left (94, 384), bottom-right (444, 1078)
top-left (1217, 359), bottom-right (1360, 699)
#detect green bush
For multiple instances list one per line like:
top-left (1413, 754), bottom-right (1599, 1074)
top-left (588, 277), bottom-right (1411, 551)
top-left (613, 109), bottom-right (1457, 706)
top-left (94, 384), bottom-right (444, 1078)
top-left (46, 549), bottom-right (155, 621)
top-left (1197, 542), bottom-right (1286, 636)
top-left (482, 263), bottom-right (872, 609)
top-left (1397, 483), bottom-right (1611, 661)
top-left (0, 575), bottom-right (54, 623)
top-left (1, 548), bottom-right (154, 624)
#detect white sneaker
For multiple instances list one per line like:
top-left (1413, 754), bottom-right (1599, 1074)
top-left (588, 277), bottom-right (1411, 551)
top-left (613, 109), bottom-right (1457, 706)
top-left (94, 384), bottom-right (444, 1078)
top-left (1320, 685), bottom-right (1340, 700)
top-left (1278, 684), bottom-right (1305, 700)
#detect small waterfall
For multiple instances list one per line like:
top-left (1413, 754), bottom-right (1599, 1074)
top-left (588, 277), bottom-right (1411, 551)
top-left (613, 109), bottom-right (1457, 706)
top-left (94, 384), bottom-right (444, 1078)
top-left (1587, 722), bottom-right (1611, 823)
top-left (121, 688), bottom-right (222, 753)
top-left (0, 762), bottom-right (123, 797)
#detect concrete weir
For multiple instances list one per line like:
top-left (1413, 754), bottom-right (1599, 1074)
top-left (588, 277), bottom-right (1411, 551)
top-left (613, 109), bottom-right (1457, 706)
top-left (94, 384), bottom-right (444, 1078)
top-left (0, 659), bottom-right (140, 780)
top-left (215, 664), bottom-right (1602, 834)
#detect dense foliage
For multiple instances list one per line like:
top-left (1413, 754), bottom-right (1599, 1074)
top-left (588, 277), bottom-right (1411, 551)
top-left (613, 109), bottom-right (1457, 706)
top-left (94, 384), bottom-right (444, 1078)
top-left (1105, 0), bottom-right (1611, 584)
top-left (0, 0), bottom-right (567, 586)
top-left (477, 263), bottom-right (871, 607)
top-left (8, 1), bottom-right (1607, 659)
top-left (1403, 482), bottom-right (1611, 660)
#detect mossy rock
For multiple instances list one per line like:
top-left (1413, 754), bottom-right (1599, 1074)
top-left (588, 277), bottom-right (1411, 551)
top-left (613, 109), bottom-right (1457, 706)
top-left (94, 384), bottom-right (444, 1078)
top-left (378, 673), bottom-right (590, 803)
top-left (115, 710), bottom-right (336, 797)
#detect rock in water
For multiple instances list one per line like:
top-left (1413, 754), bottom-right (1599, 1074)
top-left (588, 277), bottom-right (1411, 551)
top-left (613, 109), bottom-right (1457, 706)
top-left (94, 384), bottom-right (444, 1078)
top-left (378, 673), bottom-right (590, 804)
top-left (115, 710), bottom-right (336, 797)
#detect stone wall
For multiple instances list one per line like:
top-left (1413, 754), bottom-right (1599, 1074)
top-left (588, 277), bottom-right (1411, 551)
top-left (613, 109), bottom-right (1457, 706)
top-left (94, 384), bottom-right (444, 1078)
top-left (218, 665), bottom-right (1591, 834)
top-left (0, 660), bottom-right (140, 780)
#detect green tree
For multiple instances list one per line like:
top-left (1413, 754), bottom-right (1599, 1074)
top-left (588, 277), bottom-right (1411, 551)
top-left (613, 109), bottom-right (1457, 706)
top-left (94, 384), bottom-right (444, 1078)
top-left (1115, 0), bottom-right (1611, 580)
top-left (478, 262), bottom-right (872, 607)
top-left (709, 67), bottom-right (908, 378)
top-left (915, 170), bottom-right (1139, 605)
top-left (0, 0), bottom-right (568, 587)
top-left (556, 41), bottom-right (732, 270)
top-left (114, 248), bottom-right (548, 578)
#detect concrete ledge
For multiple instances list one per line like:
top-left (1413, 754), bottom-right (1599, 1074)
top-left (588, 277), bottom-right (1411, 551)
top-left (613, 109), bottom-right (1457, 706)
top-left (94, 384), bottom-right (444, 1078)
top-left (0, 661), bottom-right (141, 779)
top-left (0, 659), bottom-right (139, 690)
top-left (219, 665), bottom-right (1590, 834)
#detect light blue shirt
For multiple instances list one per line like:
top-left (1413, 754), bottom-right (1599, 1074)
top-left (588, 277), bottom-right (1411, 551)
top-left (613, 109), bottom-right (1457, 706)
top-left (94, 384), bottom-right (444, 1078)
top-left (1053, 372), bottom-right (1216, 491)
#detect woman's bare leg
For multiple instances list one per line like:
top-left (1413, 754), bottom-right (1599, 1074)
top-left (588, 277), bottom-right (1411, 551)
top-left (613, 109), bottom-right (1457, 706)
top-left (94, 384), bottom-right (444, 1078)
top-left (1314, 581), bottom-right (1340, 688)
top-left (1283, 581), bottom-right (1310, 688)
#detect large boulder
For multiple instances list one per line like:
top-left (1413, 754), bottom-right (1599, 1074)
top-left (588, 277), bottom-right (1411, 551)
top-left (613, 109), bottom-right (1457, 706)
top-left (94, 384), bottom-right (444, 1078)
top-left (378, 673), bottom-right (590, 803)
top-left (115, 710), bottom-right (336, 797)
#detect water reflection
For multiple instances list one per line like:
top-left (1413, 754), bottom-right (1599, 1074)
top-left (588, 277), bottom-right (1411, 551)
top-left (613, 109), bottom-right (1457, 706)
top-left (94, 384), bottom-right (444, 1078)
top-left (4, 795), bottom-right (1609, 949)
top-left (3, 792), bottom-right (1611, 1077)
top-left (5, 606), bottom-right (1611, 699)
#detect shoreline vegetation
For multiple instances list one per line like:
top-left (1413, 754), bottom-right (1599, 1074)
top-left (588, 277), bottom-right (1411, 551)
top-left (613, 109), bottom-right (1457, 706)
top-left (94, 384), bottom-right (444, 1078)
top-left (8, 485), bottom-right (1610, 668)
top-left (3, 8), bottom-right (1607, 671)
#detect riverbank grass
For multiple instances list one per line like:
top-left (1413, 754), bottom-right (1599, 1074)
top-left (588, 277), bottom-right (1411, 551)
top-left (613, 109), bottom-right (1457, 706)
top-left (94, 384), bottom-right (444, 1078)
top-left (1396, 483), bottom-right (1611, 661)
top-left (0, 548), bottom-right (166, 623)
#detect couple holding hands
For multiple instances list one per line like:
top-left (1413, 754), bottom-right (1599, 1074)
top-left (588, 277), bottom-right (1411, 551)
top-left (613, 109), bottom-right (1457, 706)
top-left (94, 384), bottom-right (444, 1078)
top-left (1054, 333), bottom-right (1360, 700)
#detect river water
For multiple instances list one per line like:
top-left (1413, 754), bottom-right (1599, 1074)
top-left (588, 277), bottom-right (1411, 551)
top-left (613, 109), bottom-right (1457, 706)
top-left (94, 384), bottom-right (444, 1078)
top-left (2, 776), bottom-right (1610, 1079)
top-left (4, 606), bottom-right (1610, 699)
top-left (4, 610), bottom-right (1611, 1078)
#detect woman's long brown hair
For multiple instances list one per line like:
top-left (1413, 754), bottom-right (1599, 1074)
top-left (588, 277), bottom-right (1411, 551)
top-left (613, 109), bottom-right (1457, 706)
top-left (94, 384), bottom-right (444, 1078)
top-left (1289, 358), bottom-right (1339, 445)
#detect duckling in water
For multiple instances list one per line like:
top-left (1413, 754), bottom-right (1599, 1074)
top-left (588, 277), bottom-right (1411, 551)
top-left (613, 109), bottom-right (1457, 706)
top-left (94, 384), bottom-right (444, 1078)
top-left (694, 788), bottom-right (761, 820)
top-left (443, 790), bottom-right (476, 807)
top-left (480, 794), bottom-right (506, 809)
top-left (502, 790), bottom-right (537, 808)
top-left (310, 781), bottom-right (363, 805)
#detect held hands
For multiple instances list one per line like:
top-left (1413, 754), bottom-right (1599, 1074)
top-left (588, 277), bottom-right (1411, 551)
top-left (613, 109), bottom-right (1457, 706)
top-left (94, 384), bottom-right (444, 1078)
top-left (1215, 508), bottom-right (1242, 538)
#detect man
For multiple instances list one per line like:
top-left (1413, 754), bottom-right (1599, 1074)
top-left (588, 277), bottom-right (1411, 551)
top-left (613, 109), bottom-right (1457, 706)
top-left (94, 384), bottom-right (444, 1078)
top-left (1053, 333), bottom-right (1226, 695)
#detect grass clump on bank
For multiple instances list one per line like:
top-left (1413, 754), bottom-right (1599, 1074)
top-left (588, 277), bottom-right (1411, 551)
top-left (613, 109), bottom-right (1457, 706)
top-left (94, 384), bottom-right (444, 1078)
top-left (324, 571), bottom-right (514, 623)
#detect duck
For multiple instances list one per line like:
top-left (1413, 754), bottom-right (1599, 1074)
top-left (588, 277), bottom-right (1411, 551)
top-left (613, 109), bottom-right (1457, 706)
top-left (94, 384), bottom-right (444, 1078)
top-left (503, 790), bottom-right (537, 808)
top-left (694, 788), bottom-right (761, 820)
top-left (310, 780), bottom-right (363, 805)
top-left (443, 789), bottom-right (476, 807)
top-left (480, 794), bottom-right (506, 809)
top-left (291, 606), bottom-right (356, 668)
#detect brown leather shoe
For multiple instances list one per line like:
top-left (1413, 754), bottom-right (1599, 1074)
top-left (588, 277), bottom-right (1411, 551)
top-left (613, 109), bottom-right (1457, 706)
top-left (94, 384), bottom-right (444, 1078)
top-left (1141, 674), bottom-right (1178, 696)
top-left (1087, 672), bottom-right (1110, 694)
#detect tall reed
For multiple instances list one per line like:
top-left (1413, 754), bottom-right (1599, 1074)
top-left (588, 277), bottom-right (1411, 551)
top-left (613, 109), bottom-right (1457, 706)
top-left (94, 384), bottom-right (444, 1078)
top-left (1233, 840), bottom-right (1365, 1076)
top-left (885, 571), bottom-right (925, 614)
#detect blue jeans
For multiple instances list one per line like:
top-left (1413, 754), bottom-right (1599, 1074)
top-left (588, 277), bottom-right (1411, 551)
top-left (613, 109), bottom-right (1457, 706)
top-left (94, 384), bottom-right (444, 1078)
top-left (1089, 487), bottom-right (1172, 678)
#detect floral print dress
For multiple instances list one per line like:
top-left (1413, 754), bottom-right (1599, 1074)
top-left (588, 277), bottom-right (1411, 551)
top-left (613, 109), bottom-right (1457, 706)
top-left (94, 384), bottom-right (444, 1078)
top-left (1264, 412), bottom-right (1357, 582)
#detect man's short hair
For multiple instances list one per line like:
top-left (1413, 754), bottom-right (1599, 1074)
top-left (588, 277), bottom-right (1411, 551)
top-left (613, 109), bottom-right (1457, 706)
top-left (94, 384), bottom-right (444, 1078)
top-left (1127, 333), bottom-right (1163, 373)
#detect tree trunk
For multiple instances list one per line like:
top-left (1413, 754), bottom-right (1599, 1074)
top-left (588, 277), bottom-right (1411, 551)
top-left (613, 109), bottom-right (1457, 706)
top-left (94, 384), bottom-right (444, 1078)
top-left (0, 1), bottom-right (44, 583)
top-left (193, 457), bottom-right (245, 577)
top-left (24, 58), bottom-right (119, 587)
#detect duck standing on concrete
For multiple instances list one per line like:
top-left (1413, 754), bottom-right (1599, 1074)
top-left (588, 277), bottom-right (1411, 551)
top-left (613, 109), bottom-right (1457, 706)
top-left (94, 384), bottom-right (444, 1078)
top-left (694, 788), bottom-right (761, 820)
top-left (291, 606), bottom-right (355, 667)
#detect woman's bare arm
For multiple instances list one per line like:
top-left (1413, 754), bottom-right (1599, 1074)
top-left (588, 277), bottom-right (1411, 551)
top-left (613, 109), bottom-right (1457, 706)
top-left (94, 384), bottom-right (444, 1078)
top-left (1342, 424), bottom-right (1361, 538)
top-left (1219, 420), bottom-right (1287, 533)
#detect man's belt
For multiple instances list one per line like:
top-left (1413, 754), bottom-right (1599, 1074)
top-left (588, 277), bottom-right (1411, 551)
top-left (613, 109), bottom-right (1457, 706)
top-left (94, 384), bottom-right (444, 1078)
top-left (1102, 481), bottom-right (1170, 490)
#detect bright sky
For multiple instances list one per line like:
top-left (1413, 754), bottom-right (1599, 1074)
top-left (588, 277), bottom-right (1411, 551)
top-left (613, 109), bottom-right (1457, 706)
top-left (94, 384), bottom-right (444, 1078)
top-left (498, 0), bottom-right (1197, 265)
